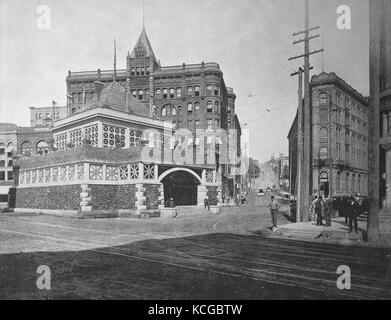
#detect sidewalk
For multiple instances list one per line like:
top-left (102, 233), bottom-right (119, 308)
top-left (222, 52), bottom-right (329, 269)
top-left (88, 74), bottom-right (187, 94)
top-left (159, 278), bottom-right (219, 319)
top-left (274, 216), bottom-right (367, 242)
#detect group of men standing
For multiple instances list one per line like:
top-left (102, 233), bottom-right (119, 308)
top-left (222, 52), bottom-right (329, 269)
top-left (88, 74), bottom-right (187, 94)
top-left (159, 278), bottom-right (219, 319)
top-left (312, 194), bottom-right (363, 233)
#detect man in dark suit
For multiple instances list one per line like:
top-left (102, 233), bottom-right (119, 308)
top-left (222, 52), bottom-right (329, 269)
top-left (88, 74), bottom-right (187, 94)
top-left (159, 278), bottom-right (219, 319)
top-left (347, 194), bottom-right (360, 233)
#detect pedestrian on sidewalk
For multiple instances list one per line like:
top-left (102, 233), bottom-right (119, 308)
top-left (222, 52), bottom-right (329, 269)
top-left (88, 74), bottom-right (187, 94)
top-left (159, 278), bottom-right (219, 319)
top-left (323, 195), bottom-right (332, 227)
top-left (347, 194), bottom-right (360, 233)
top-left (314, 195), bottom-right (324, 226)
top-left (268, 196), bottom-right (281, 229)
top-left (204, 196), bottom-right (210, 211)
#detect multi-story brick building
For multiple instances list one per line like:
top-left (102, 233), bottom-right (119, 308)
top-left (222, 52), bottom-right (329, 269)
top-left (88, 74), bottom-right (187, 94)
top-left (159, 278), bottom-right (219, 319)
top-left (0, 123), bottom-right (53, 201)
top-left (65, 28), bottom-right (241, 203)
top-left (29, 103), bottom-right (67, 128)
top-left (288, 72), bottom-right (369, 198)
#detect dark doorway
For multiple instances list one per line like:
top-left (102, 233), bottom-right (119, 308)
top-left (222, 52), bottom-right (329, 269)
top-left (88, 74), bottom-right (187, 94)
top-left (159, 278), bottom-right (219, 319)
top-left (162, 170), bottom-right (200, 206)
top-left (319, 171), bottom-right (329, 197)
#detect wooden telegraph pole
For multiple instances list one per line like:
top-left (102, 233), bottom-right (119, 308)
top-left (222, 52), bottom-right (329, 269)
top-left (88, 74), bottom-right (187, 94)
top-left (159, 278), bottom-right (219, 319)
top-left (289, 0), bottom-right (323, 221)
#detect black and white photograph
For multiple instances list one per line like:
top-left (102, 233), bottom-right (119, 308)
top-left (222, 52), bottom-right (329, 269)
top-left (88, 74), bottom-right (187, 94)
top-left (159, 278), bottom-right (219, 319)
top-left (0, 0), bottom-right (390, 305)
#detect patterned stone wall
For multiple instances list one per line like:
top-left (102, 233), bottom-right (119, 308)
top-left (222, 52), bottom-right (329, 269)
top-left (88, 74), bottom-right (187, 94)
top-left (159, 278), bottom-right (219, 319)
top-left (145, 184), bottom-right (161, 210)
top-left (15, 185), bottom-right (81, 210)
top-left (206, 186), bottom-right (218, 206)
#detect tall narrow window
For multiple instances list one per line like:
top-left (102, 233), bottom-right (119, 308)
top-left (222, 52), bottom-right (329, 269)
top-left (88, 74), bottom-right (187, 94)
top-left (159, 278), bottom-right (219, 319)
top-left (207, 119), bottom-right (213, 130)
top-left (176, 88), bottom-right (182, 98)
top-left (132, 90), bottom-right (137, 98)
top-left (172, 107), bottom-right (177, 116)
top-left (195, 86), bottom-right (200, 97)
top-left (169, 88), bottom-right (175, 99)
top-left (214, 85), bottom-right (220, 96)
top-left (138, 90), bottom-right (144, 100)
top-left (214, 101), bottom-right (220, 114)
top-left (163, 89), bottom-right (168, 99)
top-left (161, 106), bottom-right (167, 117)
top-left (206, 101), bottom-right (213, 113)
top-left (195, 102), bottom-right (200, 111)
top-left (187, 86), bottom-right (193, 97)
top-left (206, 85), bottom-right (212, 95)
top-left (187, 102), bottom-right (193, 113)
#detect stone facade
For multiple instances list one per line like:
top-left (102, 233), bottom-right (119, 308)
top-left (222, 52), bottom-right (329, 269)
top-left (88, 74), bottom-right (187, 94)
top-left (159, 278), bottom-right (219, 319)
top-left (288, 72), bottom-right (369, 198)
top-left (29, 104), bottom-right (68, 128)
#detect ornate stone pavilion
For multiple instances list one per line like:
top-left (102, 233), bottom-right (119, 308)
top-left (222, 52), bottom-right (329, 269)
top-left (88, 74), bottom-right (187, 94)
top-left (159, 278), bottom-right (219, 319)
top-left (14, 80), bottom-right (221, 218)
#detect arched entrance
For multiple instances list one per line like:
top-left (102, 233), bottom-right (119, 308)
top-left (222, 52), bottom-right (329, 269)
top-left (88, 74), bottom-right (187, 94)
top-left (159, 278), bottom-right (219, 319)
top-left (319, 171), bottom-right (329, 197)
top-left (160, 170), bottom-right (201, 206)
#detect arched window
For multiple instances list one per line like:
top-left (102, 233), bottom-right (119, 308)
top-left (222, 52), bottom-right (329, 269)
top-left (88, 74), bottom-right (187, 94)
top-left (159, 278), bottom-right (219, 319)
top-left (187, 102), bottom-right (193, 113)
top-left (206, 101), bottom-right (213, 113)
top-left (37, 141), bottom-right (49, 155)
top-left (161, 106), bottom-right (167, 117)
top-left (21, 141), bottom-right (33, 155)
top-left (177, 106), bottom-right (182, 115)
top-left (214, 101), bottom-right (220, 114)
top-left (319, 127), bottom-right (328, 143)
top-left (195, 102), bottom-right (200, 111)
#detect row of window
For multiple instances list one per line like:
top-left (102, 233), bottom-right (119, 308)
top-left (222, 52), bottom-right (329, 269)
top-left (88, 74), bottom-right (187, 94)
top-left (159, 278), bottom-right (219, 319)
top-left (20, 141), bottom-right (50, 155)
top-left (0, 171), bottom-right (13, 181)
top-left (35, 113), bottom-right (61, 120)
top-left (131, 65), bottom-right (151, 76)
top-left (334, 172), bottom-right (366, 194)
top-left (173, 119), bottom-right (220, 130)
top-left (156, 85), bottom-right (220, 99)
top-left (161, 101), bottom-right (220, 116)
top-left (0, 160), bottom-right (13, 167)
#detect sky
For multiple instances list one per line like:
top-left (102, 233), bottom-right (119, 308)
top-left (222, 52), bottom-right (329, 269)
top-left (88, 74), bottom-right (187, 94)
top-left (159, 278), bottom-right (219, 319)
top-left (0, 0), bottom-right (369, 163)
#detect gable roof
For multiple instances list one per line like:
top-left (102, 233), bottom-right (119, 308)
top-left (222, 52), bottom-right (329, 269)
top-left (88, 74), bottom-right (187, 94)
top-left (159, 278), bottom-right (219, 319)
top-left (130, 29), bottom-right (156, 60)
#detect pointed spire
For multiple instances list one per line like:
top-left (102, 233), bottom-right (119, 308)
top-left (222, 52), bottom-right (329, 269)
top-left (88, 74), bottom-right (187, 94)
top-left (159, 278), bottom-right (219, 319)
top-left (113, 37), bottom-right (117, 81)
top-left (130, 29), bottom-right (156, 61)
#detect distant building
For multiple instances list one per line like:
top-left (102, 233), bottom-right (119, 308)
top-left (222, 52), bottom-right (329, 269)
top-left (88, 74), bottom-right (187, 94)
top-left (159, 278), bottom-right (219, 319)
top-left (0, 123), bottom-right (53, 199)
top-left (256, 155), bottom-right (288, 191)
top-left (29, 103), bottom-right (67, 128)
top-left (288, 72), bottom-right (369, 198)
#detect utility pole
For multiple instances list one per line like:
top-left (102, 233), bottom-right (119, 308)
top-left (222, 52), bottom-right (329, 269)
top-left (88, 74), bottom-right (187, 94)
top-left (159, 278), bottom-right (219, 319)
top-left (291, 67), bottom-right (304, 222)
top-left (289, 0), bottom-right (324, 221)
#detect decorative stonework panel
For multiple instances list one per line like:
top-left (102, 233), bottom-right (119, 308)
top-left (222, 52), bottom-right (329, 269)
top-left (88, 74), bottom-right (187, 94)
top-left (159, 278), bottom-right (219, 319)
top-left (70, 129), bottom-right (83, 146)
top-left (68, 165), bottom-right (76, 181)
top-left (129, 130), bottom-right (141, 147)
top-left (143, 164), bottom-right (155, 180)
top-left (89, 164), bottom-right (103, 180)
top-left (19, 172), bottom-right (25, 185)
top-left (84, 125), bottom-right (98, 147)
top-left (206, 170), bottom-right (214, 183)
top-left (60, 166), bottom-right (67, 181)
top-left (55, 133), bottom-right (67, 150)
top-left (130, 164), bottom-right (139, 180)
top-left (119, 165), bottom-right (129, 180)
top-left (32, 170), bottom-right (37, 183)
top-left (26, 171), bottom-right (31, 184)
top-left (106, 166), bottom-right (118, 181)
top-left (45, 168), bottom-right (51, 182)
top-left (103, 125), bottom-right (126, 149)
top-left (52, 167), bottom-right (59, 182)
top-left (77, 164), bottom-right (85, 180)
